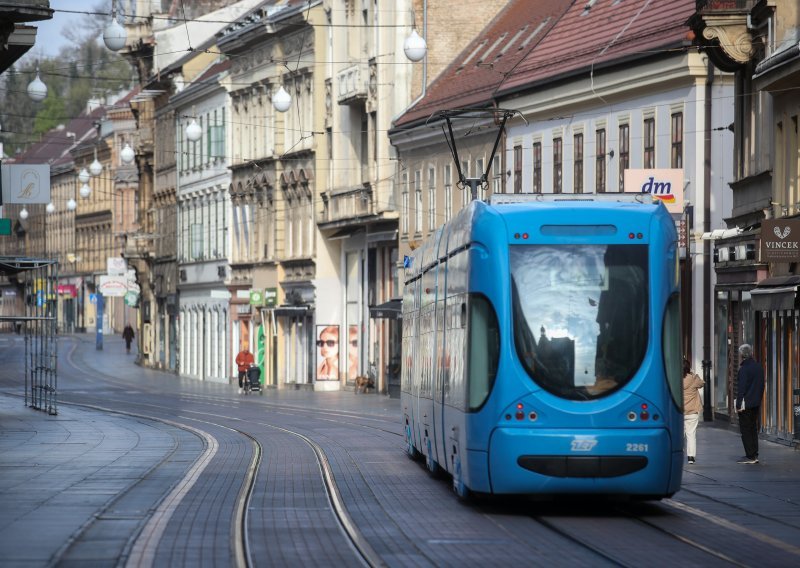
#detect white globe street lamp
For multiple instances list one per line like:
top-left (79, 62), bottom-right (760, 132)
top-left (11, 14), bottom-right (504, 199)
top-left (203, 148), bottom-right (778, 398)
top-left (103, 7), bottom-right (127, 52)
top-left (185, 119), bottom-right (202, 142)
top-left (78, 167), bottom-right (91, 183)
top-left (79, 183), bottom-right (92, 198)
top-left (46, 202), bottom-right (55, 214)
top-left (19, 207), bottom-right (29, 220)
top-left (120, 143), bottom-right (135, 164)
top-left (27, 68), bottom-right (47, 102)
top-left (89, 158), bottom-right (103, 176)
top-left (67, 198), bottom-right (77, 211)
top-left (272, 86), bottom-right (291, 113)
top-left (404, 30), bottom-right (427, 62)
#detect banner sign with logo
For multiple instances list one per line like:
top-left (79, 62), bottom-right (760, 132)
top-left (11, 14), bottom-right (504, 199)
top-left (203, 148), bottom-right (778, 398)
top-left (624, 169), bottom-right (684, 214)
top-left (98, 275), bottom-right (128, 297)
top-left (761, 219), bottom-right (800, 262)
top-left (263, 287), bottom-right (278, 307)
top-left (1, 164), bottom-right (51, 204)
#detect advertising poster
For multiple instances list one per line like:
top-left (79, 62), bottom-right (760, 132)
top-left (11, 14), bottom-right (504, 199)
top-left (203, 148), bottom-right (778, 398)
top-left (348, 324), bottom-right (359, 379)
top-left (315, 324), bottom-right (339, 381)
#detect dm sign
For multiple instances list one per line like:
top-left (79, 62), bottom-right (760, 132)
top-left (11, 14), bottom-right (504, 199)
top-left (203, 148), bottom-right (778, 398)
top-left (624, 169), bottom-right (684, 214)
top-left (761, 219), bottom-right (800, 263)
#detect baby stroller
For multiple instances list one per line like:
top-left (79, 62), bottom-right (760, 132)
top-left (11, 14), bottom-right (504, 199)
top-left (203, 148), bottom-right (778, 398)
top-left (245, 364), bottom-right (263, 395)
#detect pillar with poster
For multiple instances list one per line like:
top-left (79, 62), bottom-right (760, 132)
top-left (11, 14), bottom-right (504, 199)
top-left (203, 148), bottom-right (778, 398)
top-left (315, 324), bottom-right (339, 381)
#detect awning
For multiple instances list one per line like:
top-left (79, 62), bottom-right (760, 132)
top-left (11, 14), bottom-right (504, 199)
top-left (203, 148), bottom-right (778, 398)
top-left (273, 305), bottom-right (313, 317)
top-left (369, 299), bottom-right (402, 319)
top-left (328, 227), bottom-right (363, 240)
top-left (750, 276), bottom-right (800, 312)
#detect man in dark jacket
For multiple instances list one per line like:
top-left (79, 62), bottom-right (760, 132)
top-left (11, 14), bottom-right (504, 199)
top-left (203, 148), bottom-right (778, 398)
top-left (735, 343), bottom-right (764, 464)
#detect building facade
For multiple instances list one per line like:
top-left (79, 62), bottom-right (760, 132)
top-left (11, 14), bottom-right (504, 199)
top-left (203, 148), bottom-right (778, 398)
top-left (691, 0), bottom-right (800, 442)
top-left (175, 60), bottom-right (234, 384)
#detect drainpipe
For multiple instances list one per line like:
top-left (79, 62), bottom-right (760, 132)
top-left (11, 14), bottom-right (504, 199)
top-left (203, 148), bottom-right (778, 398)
top-left (702, 57), bottom-right (714, 422)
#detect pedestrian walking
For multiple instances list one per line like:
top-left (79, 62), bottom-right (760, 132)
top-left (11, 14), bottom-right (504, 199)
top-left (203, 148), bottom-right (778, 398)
top-left (682, 358), bottom-right (704, 465)
top-left (122, 324), bottom-right (135, 354)
top-left (235, 346), bottom-right (254, 394)
top-left (735, 343), bottom-right (764, 464)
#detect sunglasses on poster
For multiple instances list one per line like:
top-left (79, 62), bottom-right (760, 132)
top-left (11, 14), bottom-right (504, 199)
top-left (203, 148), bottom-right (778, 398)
top-left (317, 339), bottom-right (337, 347)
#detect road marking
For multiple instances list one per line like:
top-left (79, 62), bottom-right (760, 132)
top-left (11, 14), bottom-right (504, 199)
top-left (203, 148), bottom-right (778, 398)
top-left (126, 419), bottom-right (218, 568)
top-left (665, 499), bottom-right (800, 557)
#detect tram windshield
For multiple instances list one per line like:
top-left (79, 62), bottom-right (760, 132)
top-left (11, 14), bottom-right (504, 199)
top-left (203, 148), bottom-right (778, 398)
top-left (510, 244), bottom-right (648, 400)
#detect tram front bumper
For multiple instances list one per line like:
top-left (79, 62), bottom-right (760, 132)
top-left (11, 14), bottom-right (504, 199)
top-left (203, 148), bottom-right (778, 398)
top-left (488, 427), bottom-right (675, 495)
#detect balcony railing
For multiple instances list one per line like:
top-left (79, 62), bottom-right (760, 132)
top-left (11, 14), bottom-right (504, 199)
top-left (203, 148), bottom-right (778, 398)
top-left (319, 185), bottom-right (374, 225)
top-left (336, 63), bottom-right (368, 106)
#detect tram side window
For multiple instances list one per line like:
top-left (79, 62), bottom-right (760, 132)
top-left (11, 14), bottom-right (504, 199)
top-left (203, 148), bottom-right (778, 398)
top-left (468, 294), bottom-right (499, 411)
top-left (662, 293), bottom-right (682, 409)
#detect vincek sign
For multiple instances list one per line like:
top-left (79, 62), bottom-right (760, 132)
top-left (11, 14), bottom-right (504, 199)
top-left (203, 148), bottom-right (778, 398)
top-left (761, 219), bottom-right (800, 262)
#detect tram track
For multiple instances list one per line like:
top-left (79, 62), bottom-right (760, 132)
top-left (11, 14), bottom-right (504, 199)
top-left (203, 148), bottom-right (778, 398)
top-left (14, 336), bottom-right (798, 567)
top-left (51, 336), bottom-right (394, 567)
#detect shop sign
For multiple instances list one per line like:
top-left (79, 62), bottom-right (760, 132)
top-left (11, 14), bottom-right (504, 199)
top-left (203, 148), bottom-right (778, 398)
top-left (98, 275), bottom-right (127, 297)
top-left (761, 219), bottom-right (800, 262)
top-left (249, 289), bottom-right (264, 306)
top-left (107, 257), bottom-right (127, 276)
top-left (124, 291), bottom-right (139, 307)
top-left (126, 269), bottom-right (140, 294)
top-left (624, 169), bottom-right (684, 214)
top-left (263, 287), bottom-right (278, 307)
top-left (57, 284), bottom-right (77, 298)
top-left (1, 164), bottom-right (51, 204)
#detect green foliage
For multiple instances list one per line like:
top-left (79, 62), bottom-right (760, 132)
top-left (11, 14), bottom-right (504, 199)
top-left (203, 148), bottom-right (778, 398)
top-left (33, 91), bottom-right (66, 136)
top-left (1, 28), bottom-right (135, 155)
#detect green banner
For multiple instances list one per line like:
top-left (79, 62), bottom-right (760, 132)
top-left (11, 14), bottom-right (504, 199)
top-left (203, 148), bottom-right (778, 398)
top-left (256, 324), bottom-right (266, 386)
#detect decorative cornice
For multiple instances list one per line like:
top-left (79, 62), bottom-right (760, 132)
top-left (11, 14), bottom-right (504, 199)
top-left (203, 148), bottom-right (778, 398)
top-left (701, 14), bottom-right (755, 65)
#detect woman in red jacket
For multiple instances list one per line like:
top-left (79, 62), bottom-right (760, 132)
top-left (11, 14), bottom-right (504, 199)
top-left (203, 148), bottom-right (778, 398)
top-left (235, 347), bottom-right (254, 394)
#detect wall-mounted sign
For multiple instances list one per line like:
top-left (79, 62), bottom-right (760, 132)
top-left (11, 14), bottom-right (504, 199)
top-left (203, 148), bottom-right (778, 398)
top-left (124, 291), bottom-right (139, 307)
top-left (57, 284), bottom-right (77, 298)
top-left (98, 275), bottom-right (128, 297)
top-left (107, 257), bottom-right (127, 276)
top-left (1, 164), bottom-right (51, 204)
top-left (761, 219), bottom-right (800, 263)
top-left (624, 169), bottom-right (684, 214)
top-left (249, 289), bottom-right (264, 306)
top-left (263, 287), bottom-right (278, 307)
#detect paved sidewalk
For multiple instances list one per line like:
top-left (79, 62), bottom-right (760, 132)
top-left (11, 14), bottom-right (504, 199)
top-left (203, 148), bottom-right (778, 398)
top-left (0, 393), bottom-right (202, 567)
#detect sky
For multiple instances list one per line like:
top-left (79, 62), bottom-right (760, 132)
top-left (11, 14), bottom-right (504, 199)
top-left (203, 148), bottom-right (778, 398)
top-left (22, 0), bottom-right (93, 61)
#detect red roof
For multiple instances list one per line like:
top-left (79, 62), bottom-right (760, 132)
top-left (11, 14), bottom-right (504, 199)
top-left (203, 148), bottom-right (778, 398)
top-left (194, 58), bottom-right (232, 85)
top-left (498, 0), bottom-right (696, 95)
top-left (10, 106), bottom-right (106, 168)
top-left (394, 0), bottom-right (572, 128)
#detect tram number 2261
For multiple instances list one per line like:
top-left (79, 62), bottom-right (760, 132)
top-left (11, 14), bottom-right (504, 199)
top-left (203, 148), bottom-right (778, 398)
top-left (626, 443), bottom-right (649, 452)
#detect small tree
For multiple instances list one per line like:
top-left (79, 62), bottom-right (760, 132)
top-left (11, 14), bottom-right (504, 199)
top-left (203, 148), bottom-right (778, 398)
top-left (33, 91), bottom-right (66, 137)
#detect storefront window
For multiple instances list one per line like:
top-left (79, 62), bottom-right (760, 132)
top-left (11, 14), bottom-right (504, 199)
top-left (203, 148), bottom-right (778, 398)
top-left (714, 292), bottom-right (729, 415)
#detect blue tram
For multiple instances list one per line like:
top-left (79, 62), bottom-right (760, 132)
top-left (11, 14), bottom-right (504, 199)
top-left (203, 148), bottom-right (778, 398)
top-left (401, 194), bottom-right (683, 499)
